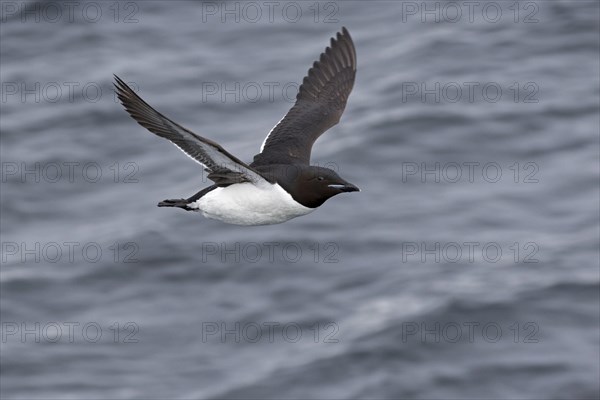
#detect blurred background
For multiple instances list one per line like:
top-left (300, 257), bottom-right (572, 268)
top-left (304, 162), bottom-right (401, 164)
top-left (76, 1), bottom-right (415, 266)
top-left (1, 1), bottom-right (599, 399)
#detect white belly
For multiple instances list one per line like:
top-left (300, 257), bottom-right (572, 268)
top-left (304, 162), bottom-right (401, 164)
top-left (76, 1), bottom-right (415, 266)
top-left (189, 183), bottom-right (314, 225)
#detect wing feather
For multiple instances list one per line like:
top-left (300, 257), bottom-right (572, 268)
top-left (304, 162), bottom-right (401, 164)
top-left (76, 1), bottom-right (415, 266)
top-left (252, 27), bottom-right (357, 166)
top-left (114, 75), bottom-right (269, 186)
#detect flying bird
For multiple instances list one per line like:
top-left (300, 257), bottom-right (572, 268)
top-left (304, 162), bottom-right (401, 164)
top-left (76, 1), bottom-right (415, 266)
top-left (115, 27), bottom-right (358, 226)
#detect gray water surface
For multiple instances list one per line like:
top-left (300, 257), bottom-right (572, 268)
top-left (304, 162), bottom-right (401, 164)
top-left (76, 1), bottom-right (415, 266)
top-left (1, 1), bottom-right (599, 399)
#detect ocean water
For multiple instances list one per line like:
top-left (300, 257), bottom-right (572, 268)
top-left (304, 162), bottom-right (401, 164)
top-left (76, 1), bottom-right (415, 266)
top-left (1, 1), bottom-right (599, 399)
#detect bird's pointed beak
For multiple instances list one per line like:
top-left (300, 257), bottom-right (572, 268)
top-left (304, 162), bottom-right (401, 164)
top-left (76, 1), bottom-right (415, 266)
top-left (328, 182), bottom-right (360, 192)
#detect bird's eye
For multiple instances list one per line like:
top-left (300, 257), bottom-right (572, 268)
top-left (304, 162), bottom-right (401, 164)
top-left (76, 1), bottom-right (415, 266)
top-left (317, 176), bottom-right (324, 181)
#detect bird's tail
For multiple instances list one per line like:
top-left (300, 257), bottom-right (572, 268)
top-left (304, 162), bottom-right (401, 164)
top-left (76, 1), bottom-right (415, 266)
top-left (157, 198), bottom-right (193, 211)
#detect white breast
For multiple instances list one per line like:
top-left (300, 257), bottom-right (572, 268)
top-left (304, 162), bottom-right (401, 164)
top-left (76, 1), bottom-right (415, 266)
top-left (188, 183), bottom-right (314, 225)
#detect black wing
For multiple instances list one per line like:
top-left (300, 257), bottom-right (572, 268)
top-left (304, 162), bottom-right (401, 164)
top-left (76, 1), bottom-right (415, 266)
top-left (114, 75), bottom-right (269, 187)
top-left (252, 27), bottom-right (356, 166)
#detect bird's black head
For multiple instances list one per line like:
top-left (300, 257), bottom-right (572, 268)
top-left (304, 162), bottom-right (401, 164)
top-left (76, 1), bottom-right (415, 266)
top-left (275, 165), bottom-right (359, 209)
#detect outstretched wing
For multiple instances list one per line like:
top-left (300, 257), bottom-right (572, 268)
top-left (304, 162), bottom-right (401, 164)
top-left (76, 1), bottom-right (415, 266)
top-left (114, 75), bottom-right (269, 187)
top-left (252, 27), bottom-right (356, 166)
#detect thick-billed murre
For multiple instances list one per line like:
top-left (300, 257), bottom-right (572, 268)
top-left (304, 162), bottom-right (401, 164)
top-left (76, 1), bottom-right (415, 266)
top-left (114, 27), bottom-right (358, 225)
